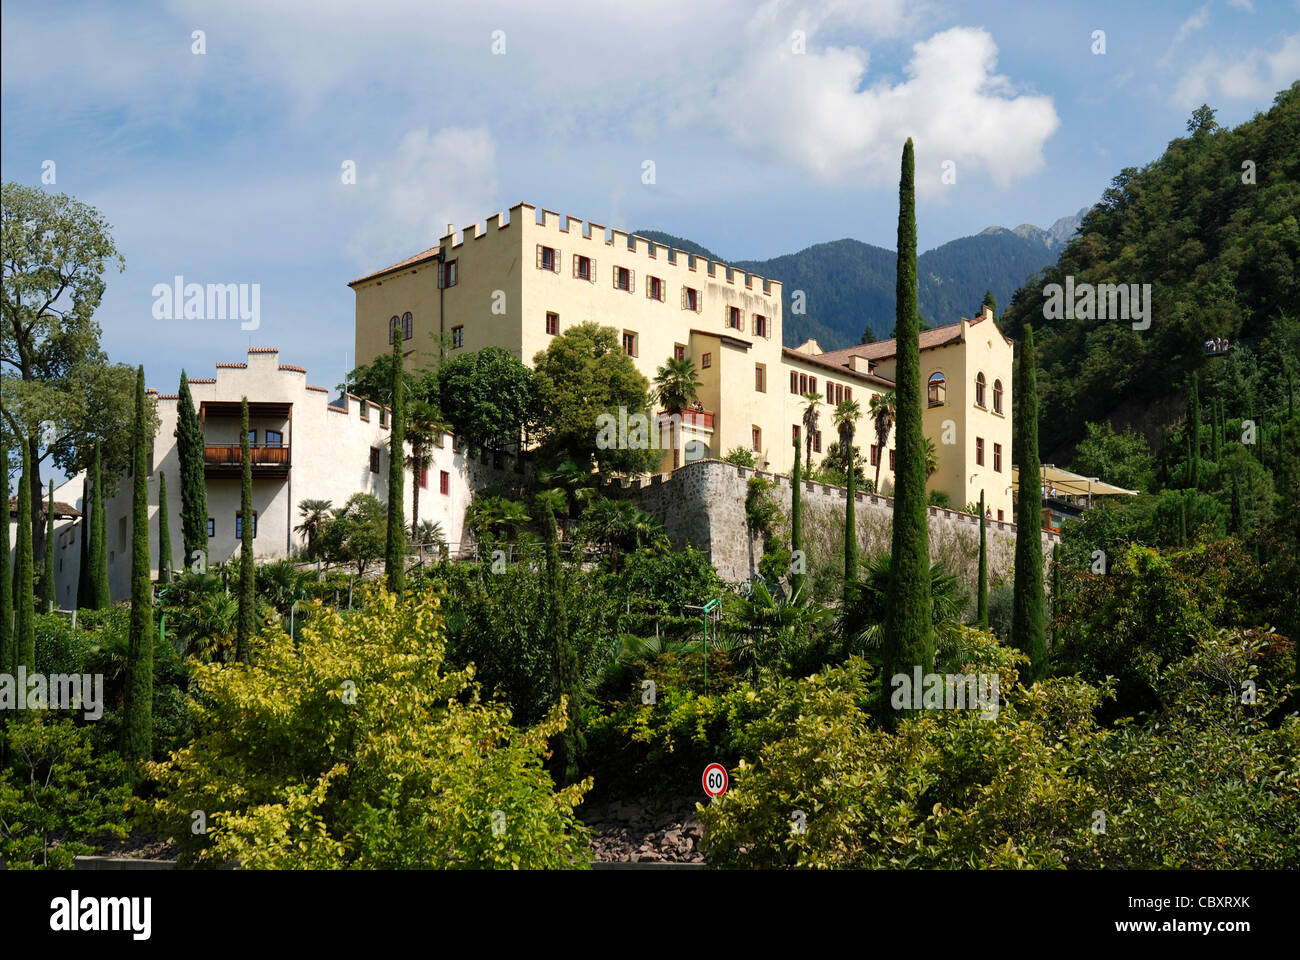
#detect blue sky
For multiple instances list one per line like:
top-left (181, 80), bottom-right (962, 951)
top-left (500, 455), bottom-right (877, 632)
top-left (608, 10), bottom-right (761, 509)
top-left (3, 0), bottom-right (1297, 398)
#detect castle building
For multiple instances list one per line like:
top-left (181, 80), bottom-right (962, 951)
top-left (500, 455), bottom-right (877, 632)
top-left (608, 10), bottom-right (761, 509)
top-left (31, 347), bottom-right (472, 606)
top-left (350, 203), bottom-right (1014, 519)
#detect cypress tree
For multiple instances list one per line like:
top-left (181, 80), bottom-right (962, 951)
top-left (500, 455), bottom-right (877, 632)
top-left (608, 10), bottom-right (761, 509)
top-left (77, 472), bottom-right (92, 608)
top-left (14, 444), bottom-right (36, 670)
top-left (790, 440), bottom-right (804, 599)
top-left (881, 138), bottom-right (933, 718)
top-left (1051, 542), bottom-right (1062, 639)
top-left (90, 446), bottom-right (110, 609)
top-left (1011, 323), bottom-right (1046, 680)
top-left (384, 332), bottom-right (406, 594)
top-left (538, 489), bottom-right (582, 782)
top-left (0, 424), bottom-right (12, 676)
top-left (157, 470), bottom-right (172, 584)
top-left (1188, 373), bottom-right (1200, 489)
top-left (981, 289), bottom-right (997, 316)
top-left (42, 479), bottom-right (56, 610)
top-left (174, 371), bottom-right (208, 573)
top-left (976, 489), bottom-right (988, 628)
top-left (1178, 499), bottom-right (1187, 546)
top-left (122, 366), bottom-right (154, 763)
top-left (1229, 471), bottom-right (1243, 534)
top-left (235, 397), bottom-right (255, 662)
top-left (843, 441), bottom-right (857, 587)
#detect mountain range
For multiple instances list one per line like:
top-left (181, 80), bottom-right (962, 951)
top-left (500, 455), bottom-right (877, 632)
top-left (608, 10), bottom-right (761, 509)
top-left (634, 208), bottom-right (1086, 351)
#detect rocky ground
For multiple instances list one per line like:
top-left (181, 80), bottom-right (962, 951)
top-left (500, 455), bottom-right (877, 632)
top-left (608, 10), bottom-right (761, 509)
top-left (583, 796), bottom-right (708, 864)
top-left (93, 832), bottom-right (179, 860)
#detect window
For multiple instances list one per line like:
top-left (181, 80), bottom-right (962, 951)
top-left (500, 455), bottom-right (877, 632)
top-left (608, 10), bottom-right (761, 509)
top-left (997, 509), bottom-right (1004, 522)
top-left (370, 446), bottom-right (381, 473)
top-left (975, 372), bottom-right (986, 408)
top-left (417, 466), bottom-right (428, 489)
top-left (836, 383), bottom-right (845, 405)
top-left (614, 266), bottom-right (633, 292)
top-left (751, 426), bottom-right (762, 452)
top-left (248, 429), bottom-right (257, 446)
top-left (439, 259), bottom-right (458, 288)
top-left (389, 315), bottom-right (400, 342)
top-left (574, 254), bottom-right (594, 281)
top-left (809, 376), bottom-right (817, 395)
top-left (846, 387), bottom-right (853, 402)
top-left (790, 371), bottom-right (799, 394)
top-left (546, 312), bottom-right (559, 336)
top-left (870, 444), bottom-right (880, 467)
top-left (674, 343), bottom-right (686, 362)
top-left (826, 381), bottom-right (834, 402)
top-left (537, 245), bottom-right (558, 272)
top-left (207, 518), bottom-right (215, 538)
top-left (622, 330), bottom-right (638, 357)
top-left (727, 306), bottom-right (741, 330)
top-left (889, 449), bottom-right (896, 471)
top-left (440, 470), bottom-right (450, 495)
top-left (993, 379), bottom-right (1003, 414)
top-left (812, 430), bottom-right (822, 454)
top-left (266, 430), bottom-right (283, 449)
top-left (976, 436), bottom-right (984, 466)
top-left (235, 511), bottom-right (258, 539)
top-left (927, 371), bottom-right (947, 407)
top-left (647, 276), bottom-right (664, 301)
top-left (451, 325), bottom-right (464, 349)
top-left (799, 374), bottom-right (808, 395)
top-left (403, 311), bottom-right (413, 340)
top-left (702, 352), bottom-right (712, 369)
top-left (683, 287), bottom-right (699, 312)
top-left (754, 314), bottom-right (768, 338)
top-left (755, 363), bottom-right (766, 392)
top-left (993, 442), bottom-right (1002, 472)
top-left (792, 424), bottom-right (801, 447)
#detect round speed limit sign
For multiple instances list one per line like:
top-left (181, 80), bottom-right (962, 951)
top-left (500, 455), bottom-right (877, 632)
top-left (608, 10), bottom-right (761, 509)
top-left (702, 763), bottom-right (728, 799)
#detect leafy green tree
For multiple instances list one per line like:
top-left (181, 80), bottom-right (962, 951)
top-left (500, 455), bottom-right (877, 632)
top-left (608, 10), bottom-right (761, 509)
top-left (722, 447), bottom-right (756, 467)
top-left (89, 446), bottom-right (110, 608)
top-left (1, 183), bottom-right (154, 570)
top-left (146, 590), bottom-right (593, 869)
top-left (1187, 372), bottom-right (1202, 489)
top-left (437, 346), bottom-right (533, 460)
top-left (880, 138), bottom-right (934, 717)
top-left (575, 497), bottom-right (666, 571)
top-left (722, 580), bottom-right (833, 683)
top-left (76, 473), bottom-right (91, 608)
top-left (466, 494), bottom-right (532, 555)
top-left (537, 488), bottom-right (583, 783)
top-left (41, 480), bottom-right (55, 608)
top-left (982, 289), bottom-right (997, 316)
top-left (1012, 324), bottom-right (1046, 679)
top-left (531, 323), bottom-right (659, 475)
top-left (235, 397), bottom-right (255, 662)
top-left (320, 494), bottom-right (387, 576)
top-left (13, 443), bottom-right (36, 669)
top-left (652, 356), bottom-right (702, 467)
top-left (1070, 421), bottom-right (1154, 492)
top-left (0, 415), bottom-right (11, 674)
top-left (977, 489), bottom-right (989, 627)
top-left (157, 470), bottom-right (172, 583)
top-left (385, 333), bottom-right (406, 594)
top-left (174, 371), bottom-right (208, 572)
top-left (834, 399), bottom-right (862, 585)
top-left (122, 365), bottom-right (154, 764)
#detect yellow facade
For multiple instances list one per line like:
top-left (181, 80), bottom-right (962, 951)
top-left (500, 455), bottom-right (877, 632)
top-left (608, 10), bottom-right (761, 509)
top-left (351, 203), bottom-right (1014, 518)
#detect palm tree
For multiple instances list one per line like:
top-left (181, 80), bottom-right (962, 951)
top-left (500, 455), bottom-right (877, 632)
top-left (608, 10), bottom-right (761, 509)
top-left (801, 392), bottom-right (822, 466)
top-left (922, 436), bottom-right (939, 479)
top-left (868, 390), bottom-right (896, 492)
top-left (295, 499), bottom-right (333, 559)
top-left (832, 399), bottom-right (862, 455)
top-left (652, 357), bottom-right (702, 467)
top-left (721, 580), bottom-right (832, 683)
top-left (836, 553), bottom-right (966, 657)
top-left (410, 519), bottom-right (447, 560)
top-left (405, 396), bottom-right (445, 536)
top-left (466, 495), bottom-right (531, 552)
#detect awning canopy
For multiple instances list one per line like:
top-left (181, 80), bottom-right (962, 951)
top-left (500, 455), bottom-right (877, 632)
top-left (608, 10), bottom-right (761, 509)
top-left (1011, 464), bottom-right (1139, 498)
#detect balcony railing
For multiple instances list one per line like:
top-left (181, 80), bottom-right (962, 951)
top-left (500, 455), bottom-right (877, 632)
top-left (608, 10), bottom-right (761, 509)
top-left (659, 409), bottom-right (715, 430)
top-left (204, 444), bottom-right (291, 470)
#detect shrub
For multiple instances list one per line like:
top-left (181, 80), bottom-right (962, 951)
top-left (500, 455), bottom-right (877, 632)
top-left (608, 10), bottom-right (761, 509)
top-left (33, 614), bottom-right (94, 675)
top-left (147, 588), bottom-right (592, 868)
top-left (722, 447), bottom-right (756, 468)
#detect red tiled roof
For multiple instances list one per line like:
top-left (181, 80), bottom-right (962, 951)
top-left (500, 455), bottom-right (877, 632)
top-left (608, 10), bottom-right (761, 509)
top-left (156, 393), bottom-right (179, 400)
top-left (348, 246), bottom-right (441, 287)
top-left (190, 378), bottom-right (216, 384)
top-left (279, 364), bottom-right (306, 373)
top-left (781, 348), bottom-right (896, 387)
top-left (215, 362), bottom-right (247, 369)
top-left (9, 497), bottom-right (81, 519)
top-left (817, 321), bottom-right (966, 367)
top-left (306, 385), bottom-right (329, 393)
top-left (248, 347), bottom-right (279, 354)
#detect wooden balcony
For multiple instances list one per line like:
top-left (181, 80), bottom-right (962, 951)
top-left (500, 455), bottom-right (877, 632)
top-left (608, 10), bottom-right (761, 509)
top-left (658, 409), bottom-right (715, 431)
top-left (204, 444), bottom-right (290, 478)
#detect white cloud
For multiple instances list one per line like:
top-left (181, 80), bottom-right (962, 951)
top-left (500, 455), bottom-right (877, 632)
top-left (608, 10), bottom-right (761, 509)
top-left (1160, 3), bottom-right (1211, 67)
top-left (1173, 32), bottom-right (1300, 107)
top-left (694, 20), bottom-right (1058, 189)
top-left (1226, 0), bottom-right (1254, 11)
top-left (345, 126), bottom-right (500, 268)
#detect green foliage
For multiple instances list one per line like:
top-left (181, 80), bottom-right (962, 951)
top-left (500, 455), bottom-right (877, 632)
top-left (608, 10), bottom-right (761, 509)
top-left (295, 498), bottom-right (333, 561)
top-left (1012, 324), bottom-right (1046, 678)
top-left (1070, 421), bottom-right (1154, 492)
top-left (881, 138), bottom-right (934, 714)
top-left (122, 365), bottom-right (154, 763)
top-left (385, 333), bottom-right (406, 594)
top-left (574, 497), bottom-right (667, 572)
top-left (531, 322), bottom-right (659, 475)
top-left (926, 490), bottom-right (951, 508)
top-left (651, 356), bottom-right (702, 414)
top-left (790, 443), bottom-right (804, 599)
top-left (235, 398), bottom-right (255, 662)
top-left (32, 613), bottom-right (94, 675)
top-left (466, 492), bottom-right (532, 552)
top-left (722, 446), bottom-right (756, 467)
top-left (89, 445), bottom-right (110, 609)
top-left (174, 371), bottom-right (208, 572)
top-left (13, 442), bottom-right (35, 669)
top-left (1152, 488), bottom-right (1226, 546)
top-left (0, 416), bottom-right (11, 677)
top-left (435, 346), bottom-right (533, 457)
top-left (976, 490), bottom-right (988, 627)
top-left (0, 717), bottom-right (132, 869)
top-left (42, 479), bottom-right (55, 607)
top-left (146, 589), bottom-right (593, 869)
top-left (156, 470), bottom-right (172, 583)
top-left (319, 493), bottom-right (387, 575)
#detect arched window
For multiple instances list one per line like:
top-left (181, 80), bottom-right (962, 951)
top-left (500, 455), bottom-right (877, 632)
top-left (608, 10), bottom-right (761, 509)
top-left (993, 378), bottom-right (1003, 414)
top-left (975, 372), bottom-right (986, 407)
top-left (389, 315), bottom-right (400, 343)
top-left (927, 371), bottom-right (947, 408)
top-left (402, 311), bottom-right (413, 340)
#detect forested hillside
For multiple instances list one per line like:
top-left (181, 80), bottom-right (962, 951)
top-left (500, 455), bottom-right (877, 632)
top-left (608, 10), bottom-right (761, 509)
top-left (1001, 83), bottom-right (1300, 461)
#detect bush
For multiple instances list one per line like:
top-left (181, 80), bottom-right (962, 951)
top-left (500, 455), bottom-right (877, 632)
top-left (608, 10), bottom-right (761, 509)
top-left (33, 614), bottom-right (94, 675)
top-left (0, 717), bottom-right (133, 869)
top-left (722, 447), bottom-right (756, 468)
top-left (146, 588), bottom-right (592, 869)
